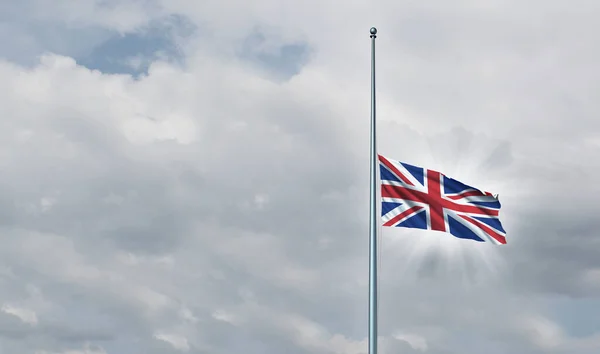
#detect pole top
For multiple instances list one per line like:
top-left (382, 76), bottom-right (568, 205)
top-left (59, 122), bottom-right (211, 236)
top-left (370, 27), bottom-right (377, 38)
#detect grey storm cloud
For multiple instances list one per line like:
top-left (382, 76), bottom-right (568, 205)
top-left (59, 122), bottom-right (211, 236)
top-left (0, 0), bottom-right (599, 354)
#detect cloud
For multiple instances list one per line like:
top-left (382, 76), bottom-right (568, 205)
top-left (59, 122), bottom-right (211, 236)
top-left (1, 304), bottom-right (38, 325)
top-left (393, 332), bottom-right (428, 351)
top-left (35, 344), bottom-right (107, 354)
top-left (0, 0), bottom-right (599, 353)
top-left (154, 332), bottom-right (190, 351)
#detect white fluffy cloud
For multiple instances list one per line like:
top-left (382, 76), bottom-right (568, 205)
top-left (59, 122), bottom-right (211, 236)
top-left (0, 1), bottom-right (599, 353)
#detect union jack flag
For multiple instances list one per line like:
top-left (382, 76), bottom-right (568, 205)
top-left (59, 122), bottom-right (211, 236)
top-left (379, 154), bottom-right (506, 244)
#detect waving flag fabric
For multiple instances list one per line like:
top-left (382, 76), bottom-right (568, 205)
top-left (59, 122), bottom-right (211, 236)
top-left (379, 154), bottom-right (506, 244)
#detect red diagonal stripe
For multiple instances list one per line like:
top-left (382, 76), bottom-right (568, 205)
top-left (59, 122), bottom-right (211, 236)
top-left (458, 214), bottom-right (507, 244)
top-left (446, 190), bottom-right (490, 200)
top-left (383, 206), bottom-right (424, 227)
top-left (378, 155), bottom-right (415, 186)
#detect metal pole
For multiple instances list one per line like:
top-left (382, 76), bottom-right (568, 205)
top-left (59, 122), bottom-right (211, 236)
top-left (368, 26), bottom-right (378, 354)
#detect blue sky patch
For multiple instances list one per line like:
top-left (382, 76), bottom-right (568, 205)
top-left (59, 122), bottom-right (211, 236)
top-left (238, 28), bottom-right (311, 82)
top-left (76, 15), bottom-right (195, 77)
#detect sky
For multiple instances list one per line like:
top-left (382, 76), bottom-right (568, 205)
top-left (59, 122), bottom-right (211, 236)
top-left (0, 0), bottom-right (599, 353)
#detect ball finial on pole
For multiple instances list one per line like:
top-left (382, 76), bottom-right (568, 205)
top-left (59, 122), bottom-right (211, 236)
top-left (370, 27), bottom-right (377, 37)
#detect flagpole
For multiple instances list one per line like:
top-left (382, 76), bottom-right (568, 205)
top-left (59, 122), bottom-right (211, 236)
top-left (368, 26), bottom-right (378, 354)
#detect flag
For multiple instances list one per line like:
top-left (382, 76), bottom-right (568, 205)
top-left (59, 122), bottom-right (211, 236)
top-left (379, 154), bottom-right (507, 244)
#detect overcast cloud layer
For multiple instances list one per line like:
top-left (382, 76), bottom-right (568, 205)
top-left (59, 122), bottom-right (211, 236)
top-left (0, 1), bottom-right (599, 353)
